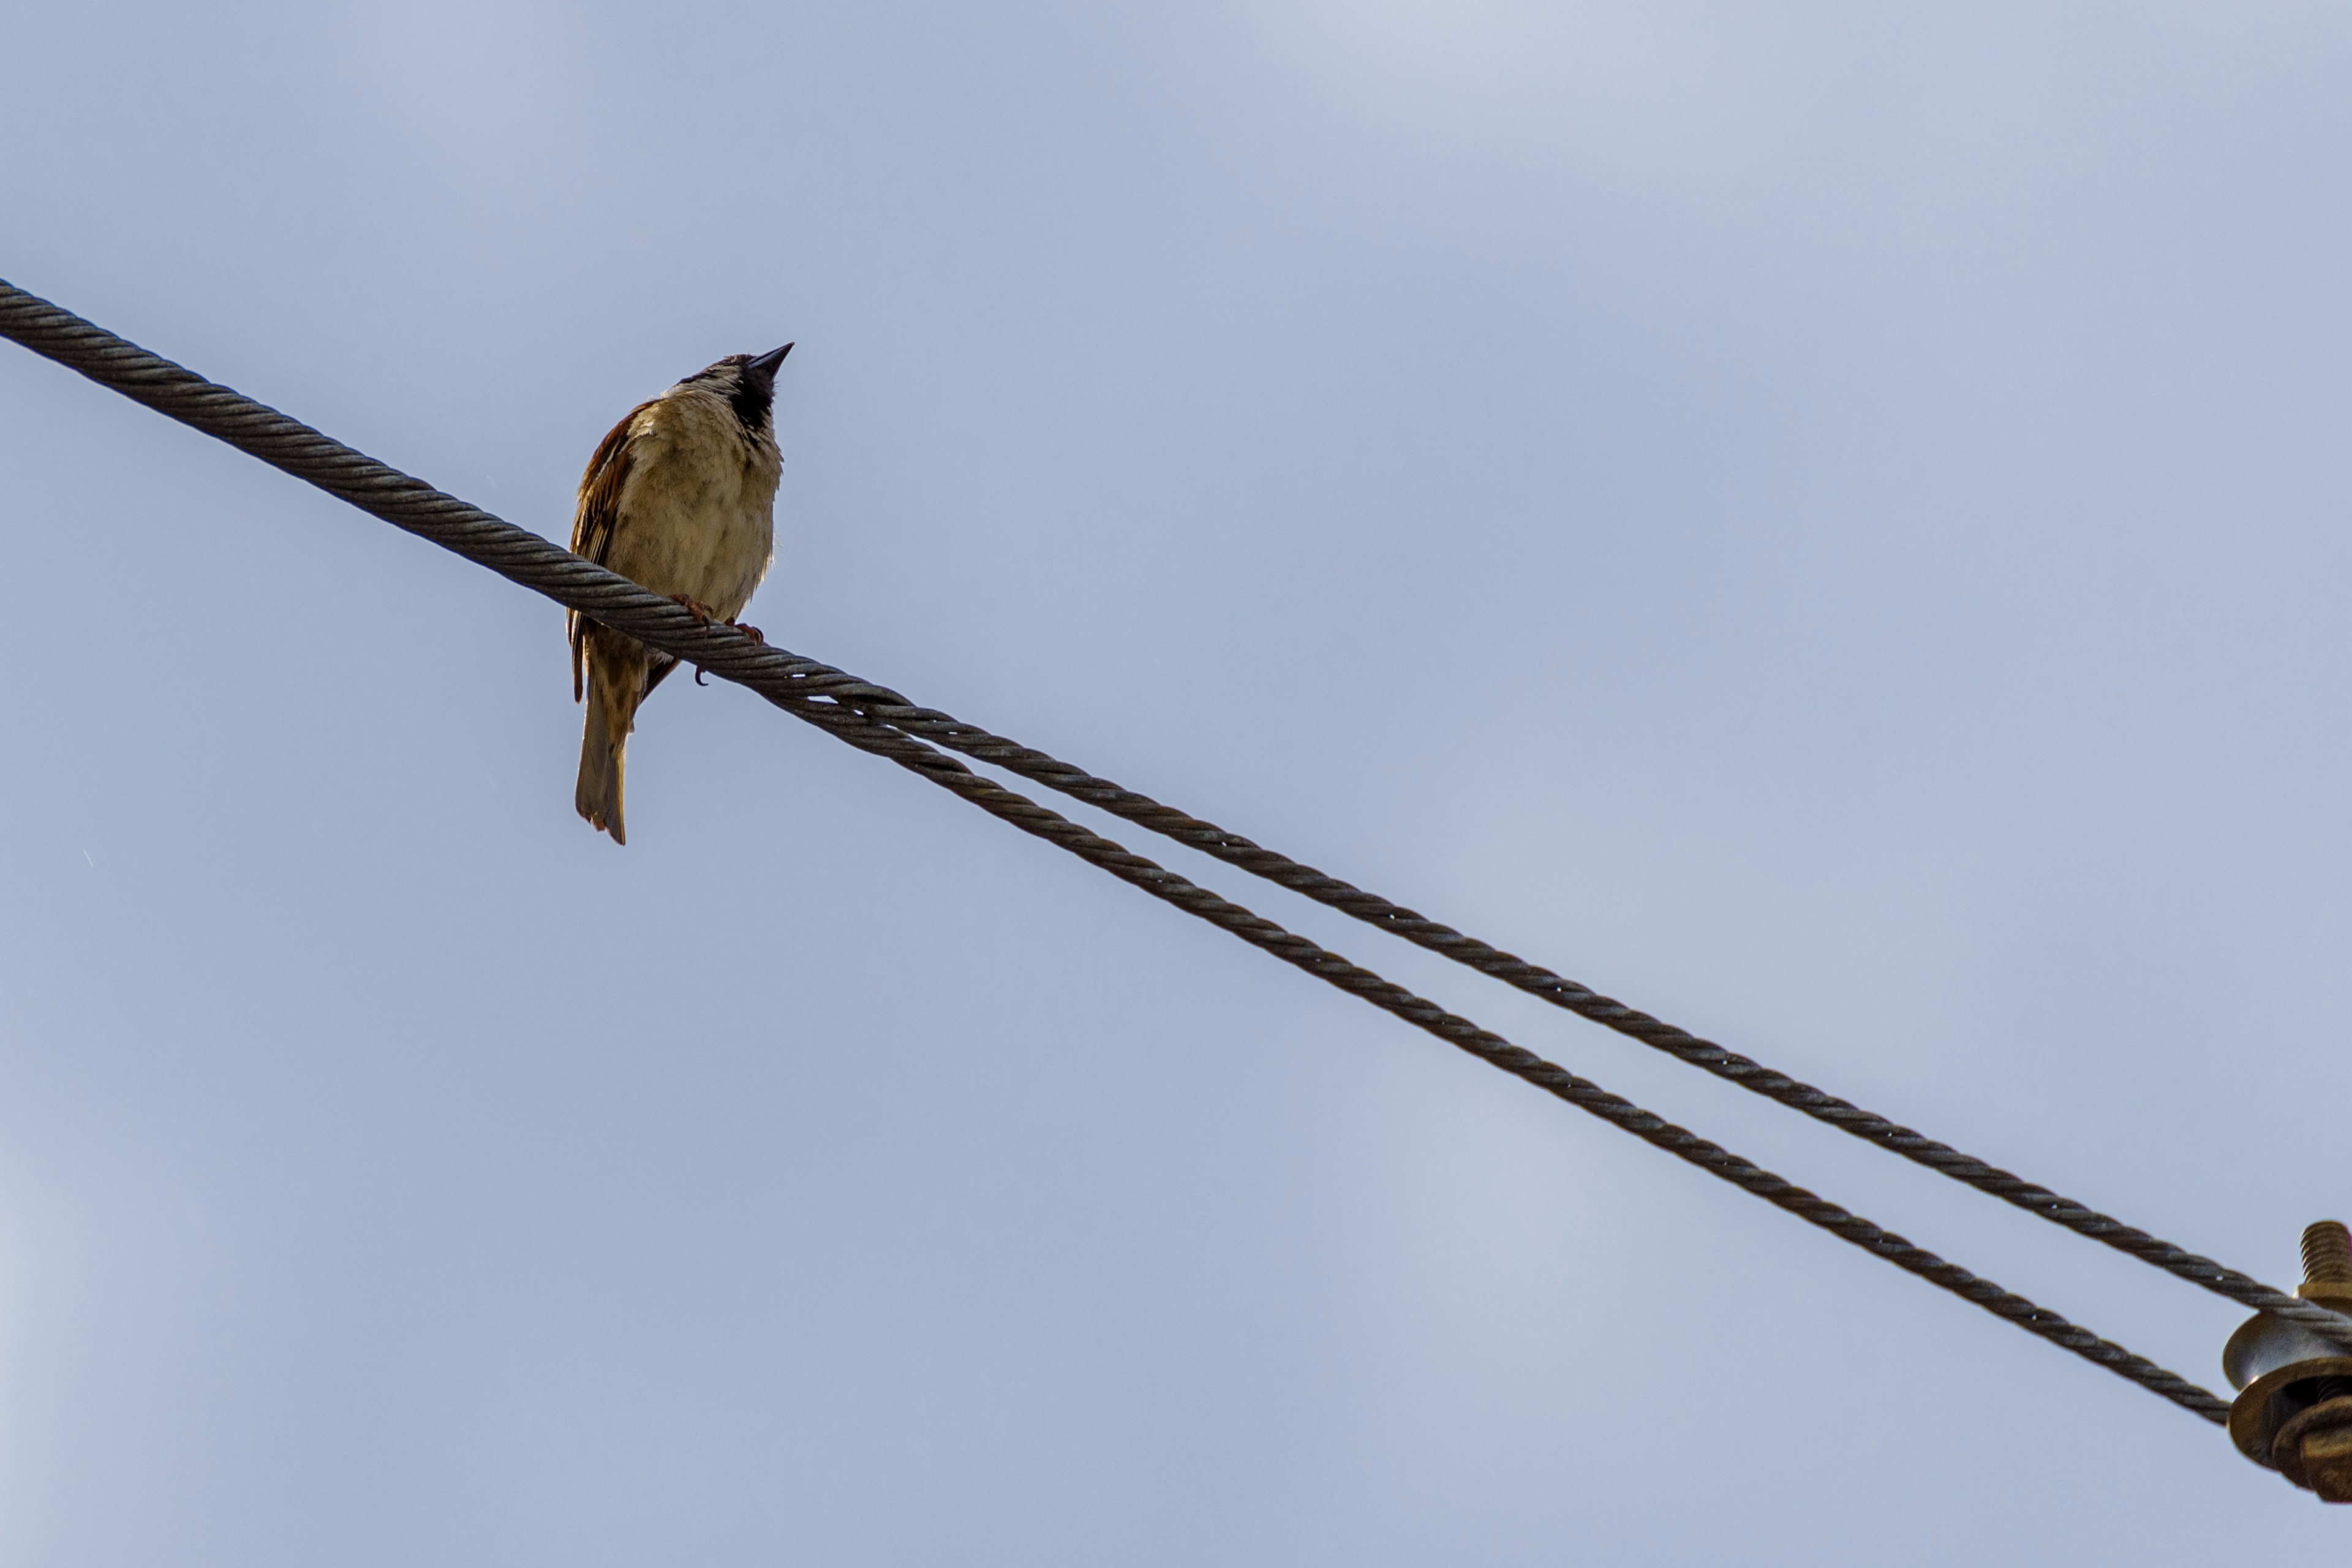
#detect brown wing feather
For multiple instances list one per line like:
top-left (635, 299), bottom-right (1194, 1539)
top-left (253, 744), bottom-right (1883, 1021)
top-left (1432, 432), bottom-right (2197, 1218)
top-left (568, 401), bottom-right (652, 701)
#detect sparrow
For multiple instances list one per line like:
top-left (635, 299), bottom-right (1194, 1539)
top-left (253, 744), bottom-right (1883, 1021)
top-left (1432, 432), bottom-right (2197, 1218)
top-left (569, 344), bottom-right (791, 843)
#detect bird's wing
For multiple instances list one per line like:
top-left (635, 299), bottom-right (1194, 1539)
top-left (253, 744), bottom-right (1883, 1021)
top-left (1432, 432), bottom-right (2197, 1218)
top-left (568, 401), bottom-right (652, 701)
top-left (640, 655), bottom-right (682, 701)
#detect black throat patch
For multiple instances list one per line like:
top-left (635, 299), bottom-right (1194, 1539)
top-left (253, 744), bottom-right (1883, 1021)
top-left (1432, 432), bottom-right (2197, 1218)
top-left (683, 355), bottom-right (774, 435)
top-left (727, 375), bottom-right (774, 434)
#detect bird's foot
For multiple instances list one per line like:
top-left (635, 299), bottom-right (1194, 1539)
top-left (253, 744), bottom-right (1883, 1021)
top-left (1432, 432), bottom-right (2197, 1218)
top-left (669, 595), bottom-right (718, 625)
top-left (728, 621), bottom-right (766, 645)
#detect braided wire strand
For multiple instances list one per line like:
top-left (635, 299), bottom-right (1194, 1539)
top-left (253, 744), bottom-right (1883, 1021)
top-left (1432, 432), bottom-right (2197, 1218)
top-left (0, 277), bottom-right (2288, 1420)
top-left (831, 713), bottom-right (2352, 1340)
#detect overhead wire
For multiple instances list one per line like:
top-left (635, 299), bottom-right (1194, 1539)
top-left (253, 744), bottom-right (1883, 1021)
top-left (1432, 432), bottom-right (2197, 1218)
top-left (843, 700), bottom-right (2340, 1337)
top-left (0, 276), bottom-right (2310, 1422)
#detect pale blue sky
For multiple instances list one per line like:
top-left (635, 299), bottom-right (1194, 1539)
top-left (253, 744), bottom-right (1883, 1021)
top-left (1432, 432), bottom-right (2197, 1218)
top-left (6, 2), bottom-right (2352, 1561)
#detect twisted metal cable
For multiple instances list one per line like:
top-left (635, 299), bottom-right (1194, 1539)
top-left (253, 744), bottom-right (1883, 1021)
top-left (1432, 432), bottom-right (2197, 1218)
top-left (0, 277), bottom-right (2282, 1420)
top-left (833, 714), bottom-right (2351, 1344)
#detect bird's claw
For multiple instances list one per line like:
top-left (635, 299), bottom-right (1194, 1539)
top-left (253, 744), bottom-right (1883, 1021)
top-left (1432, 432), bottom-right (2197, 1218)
top-left (673, 603), bottom-right (761, 685)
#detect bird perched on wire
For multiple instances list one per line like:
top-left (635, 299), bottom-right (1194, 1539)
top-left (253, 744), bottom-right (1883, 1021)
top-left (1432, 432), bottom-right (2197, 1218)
top-left (568, 344), bottom-right (791, 843)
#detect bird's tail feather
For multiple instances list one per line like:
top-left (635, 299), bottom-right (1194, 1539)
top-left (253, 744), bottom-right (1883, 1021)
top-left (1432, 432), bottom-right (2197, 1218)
top-left (576, 664), bottom-right (636, 845)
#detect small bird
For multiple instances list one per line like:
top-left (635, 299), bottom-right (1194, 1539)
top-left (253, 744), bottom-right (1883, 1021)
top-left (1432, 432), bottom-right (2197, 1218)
top-left (569, 344), bottom-right (791, 843)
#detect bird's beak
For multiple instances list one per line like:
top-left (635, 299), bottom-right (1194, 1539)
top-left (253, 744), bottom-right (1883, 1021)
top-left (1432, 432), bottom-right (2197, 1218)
top-left (747, 344), bottom-right (792, 384)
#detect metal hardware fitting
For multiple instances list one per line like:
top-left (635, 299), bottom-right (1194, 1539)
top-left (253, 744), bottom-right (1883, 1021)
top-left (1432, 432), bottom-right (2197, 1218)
top-left (2225, 1221), bottom-right (2352, 1500)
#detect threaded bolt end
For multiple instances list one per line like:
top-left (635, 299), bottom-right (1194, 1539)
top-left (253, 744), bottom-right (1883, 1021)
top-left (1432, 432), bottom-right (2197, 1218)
top-left (2304, 1221), bottom-right (2352, 1286)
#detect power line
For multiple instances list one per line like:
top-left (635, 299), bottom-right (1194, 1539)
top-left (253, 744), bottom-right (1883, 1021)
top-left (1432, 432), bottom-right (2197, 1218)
top-left (0, 276), bottom-right (2283, 1422)
top-left (842, 690), bottom-right (2336, 1337)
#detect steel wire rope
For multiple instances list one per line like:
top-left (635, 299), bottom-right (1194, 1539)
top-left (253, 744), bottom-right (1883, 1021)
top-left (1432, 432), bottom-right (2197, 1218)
top-left (31, 284), bottom-right (2324, 1362)
top-left (0, 277), bottom-right (2302, 1420)
top-left (846, 714), bottom-right (2341, 1336)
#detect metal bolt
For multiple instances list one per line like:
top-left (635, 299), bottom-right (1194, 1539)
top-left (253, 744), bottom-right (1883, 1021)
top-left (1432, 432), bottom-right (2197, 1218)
top-left (2304, 1221), bottom-right (2352, 1287)
top-left (2223, 1220), bottom-right (2352, 1502)
top-left (2290, 1224), bottom-right (2352, 1502)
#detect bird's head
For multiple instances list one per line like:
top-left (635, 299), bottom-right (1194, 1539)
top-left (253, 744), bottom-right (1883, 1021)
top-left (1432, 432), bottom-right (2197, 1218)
top-left (681, 343), bottom-right (793, 432)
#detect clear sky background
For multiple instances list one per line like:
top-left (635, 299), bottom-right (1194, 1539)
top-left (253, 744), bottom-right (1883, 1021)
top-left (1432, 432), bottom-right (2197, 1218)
top-left (6, 1), bottom-right (2352, 1561)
